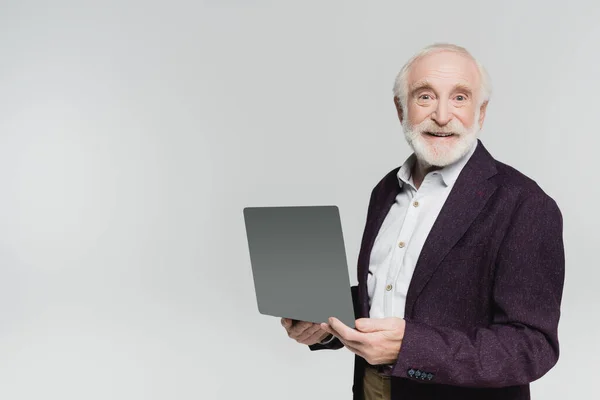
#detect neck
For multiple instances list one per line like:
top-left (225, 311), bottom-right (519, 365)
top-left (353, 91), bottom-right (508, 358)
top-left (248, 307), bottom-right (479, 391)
top-left (411, 158), bottom-right (442, 190)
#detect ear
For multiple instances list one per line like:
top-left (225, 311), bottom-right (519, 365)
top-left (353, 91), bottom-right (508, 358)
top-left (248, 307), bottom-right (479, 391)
top-left (478, 100), bottom-right (489, 129)
top-left (394, 96), bottom-right (404, 124)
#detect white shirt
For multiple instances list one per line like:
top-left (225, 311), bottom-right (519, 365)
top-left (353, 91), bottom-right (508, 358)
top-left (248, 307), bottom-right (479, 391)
top-left (318, 141), bottom-right (478, 345)
top-left (367, 141), bottom-right (478, 319)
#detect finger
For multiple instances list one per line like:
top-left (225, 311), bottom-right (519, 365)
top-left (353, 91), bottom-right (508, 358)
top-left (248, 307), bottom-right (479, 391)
top-left (281, 318), bottom-right (292, 329)
top-left (337, 336), bottom-right (365, 358)
top-left (321, 323), bottom-right (362, 353)
top-left (320, 322), bottom-right (333, 335)
top-left (321, 322), bottom-right (349, 343)
top-left (341, 339), bottom-right (361, 353)
top-left (321, 323), bottom-right (341, 338)
top-left (328, 317), bottom-right (363, 343)
top-left (302, 329), bottom-right (330, 345)
top-left (321, 323), bottom-right (365, 355)
top-left (316, 330), bottom-right (331, 342)
top-left (355, 317), bottom-right (398, 333)
top-left (289, 321), bottom-right (314, 337)
top-left (296, 324), bottom-right (322, 342)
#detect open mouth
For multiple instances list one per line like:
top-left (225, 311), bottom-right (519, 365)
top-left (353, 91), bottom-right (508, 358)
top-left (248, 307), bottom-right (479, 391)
top-left (424, 131), bottom-right (455, 138)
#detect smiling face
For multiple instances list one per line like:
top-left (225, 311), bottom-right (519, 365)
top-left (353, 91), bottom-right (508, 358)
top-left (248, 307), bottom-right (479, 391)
top-left (395, 50), bottom-right (488, 167)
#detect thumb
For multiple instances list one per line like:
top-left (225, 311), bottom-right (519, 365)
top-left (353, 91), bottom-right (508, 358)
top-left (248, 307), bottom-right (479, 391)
top-left (355, 317), bottom-right (395, 333)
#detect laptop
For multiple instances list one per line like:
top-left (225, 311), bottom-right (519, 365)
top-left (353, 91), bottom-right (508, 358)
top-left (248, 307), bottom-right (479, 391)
top-left (243, 205), bottom-right (356, 328)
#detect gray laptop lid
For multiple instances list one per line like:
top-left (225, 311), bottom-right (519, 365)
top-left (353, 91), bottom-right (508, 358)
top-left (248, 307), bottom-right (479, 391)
top-left (243, 205), bottom-right (355, 328)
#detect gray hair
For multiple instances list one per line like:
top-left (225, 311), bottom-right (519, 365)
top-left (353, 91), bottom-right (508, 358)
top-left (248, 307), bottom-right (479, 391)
top-left (392, 43), bottom-right (492, 110)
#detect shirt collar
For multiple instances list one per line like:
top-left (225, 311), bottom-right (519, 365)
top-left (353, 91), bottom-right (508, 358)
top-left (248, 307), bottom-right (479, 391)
top-left (397, 140), bottom-right (478, 189)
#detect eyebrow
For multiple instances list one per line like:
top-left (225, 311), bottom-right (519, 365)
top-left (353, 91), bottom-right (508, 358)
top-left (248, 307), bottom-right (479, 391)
top-left (409, 80), bottom-right (474, 96)
top-left (409, 80), bottom-right (433, 93)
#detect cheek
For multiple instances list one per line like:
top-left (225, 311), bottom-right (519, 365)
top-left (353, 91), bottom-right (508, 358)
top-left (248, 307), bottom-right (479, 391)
top-left (407, 106), bottom-right (428, 125)
top-left (456, 108), bottom-right (476, 127)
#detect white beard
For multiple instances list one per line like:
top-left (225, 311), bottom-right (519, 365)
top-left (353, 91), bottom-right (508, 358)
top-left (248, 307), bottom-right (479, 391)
top-left (402, 108), bottom-right (481, 168)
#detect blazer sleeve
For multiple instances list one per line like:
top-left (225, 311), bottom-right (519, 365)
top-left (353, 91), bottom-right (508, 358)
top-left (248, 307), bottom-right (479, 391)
top-left (308, 285), bottom-right (360, 351)
top-left (390, 194), bottom-right (565, 387)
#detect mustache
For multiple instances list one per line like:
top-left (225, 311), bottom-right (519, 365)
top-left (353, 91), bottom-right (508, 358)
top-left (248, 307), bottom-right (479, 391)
top-left (414, 120), bottom-right (468, 135)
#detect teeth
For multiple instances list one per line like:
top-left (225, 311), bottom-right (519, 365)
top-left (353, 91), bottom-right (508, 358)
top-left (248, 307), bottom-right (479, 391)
top-left (427, 132), bottom-right (453, 137)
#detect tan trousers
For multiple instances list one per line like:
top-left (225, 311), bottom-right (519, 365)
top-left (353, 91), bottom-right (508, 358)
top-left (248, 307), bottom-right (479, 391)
top-left (363, 366), bottom-right (391, 400)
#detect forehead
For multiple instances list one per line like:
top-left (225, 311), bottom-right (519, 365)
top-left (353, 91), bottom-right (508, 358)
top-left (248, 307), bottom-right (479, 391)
top-left (407, 51), bottom-right (480, 91)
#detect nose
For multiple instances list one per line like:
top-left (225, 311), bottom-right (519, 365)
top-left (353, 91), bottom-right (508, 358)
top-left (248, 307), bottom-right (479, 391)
top-left (431, 101), bottom-right (452, 126)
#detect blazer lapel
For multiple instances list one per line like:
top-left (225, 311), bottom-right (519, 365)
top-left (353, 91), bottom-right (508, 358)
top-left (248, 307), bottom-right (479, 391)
top-left (357, 140), bottom-right (498, 319)
top-left (404, 140), bottom-right (498, 318)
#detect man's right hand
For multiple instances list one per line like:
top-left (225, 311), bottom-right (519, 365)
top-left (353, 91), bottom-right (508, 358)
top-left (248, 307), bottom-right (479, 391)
top-left (281, 318), bottom-right (332, 346)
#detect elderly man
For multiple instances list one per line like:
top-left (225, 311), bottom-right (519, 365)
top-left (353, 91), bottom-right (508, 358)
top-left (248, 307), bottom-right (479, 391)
top-left (281, 43), bottom-right (565, 400)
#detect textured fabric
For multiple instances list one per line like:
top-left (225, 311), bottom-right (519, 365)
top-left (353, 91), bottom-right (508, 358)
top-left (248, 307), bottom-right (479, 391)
top-left (368, 140), bottom-right (477, 319)
top-left (309, 139), bottom-right (565, 400)
top-left (363, 366), bottom-right (391, 400)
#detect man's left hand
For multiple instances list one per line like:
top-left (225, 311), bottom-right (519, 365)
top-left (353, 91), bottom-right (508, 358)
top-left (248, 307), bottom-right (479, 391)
top-left (320, 317), bottom-right (406, 365)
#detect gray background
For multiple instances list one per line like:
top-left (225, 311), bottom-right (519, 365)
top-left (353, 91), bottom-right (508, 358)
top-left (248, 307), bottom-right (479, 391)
top-left (0, 1), bottom-right (596, 399)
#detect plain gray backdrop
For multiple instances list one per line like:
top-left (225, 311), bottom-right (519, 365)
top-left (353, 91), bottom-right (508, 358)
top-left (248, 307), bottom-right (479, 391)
top-left (0, 1), bottom-right (597, 399)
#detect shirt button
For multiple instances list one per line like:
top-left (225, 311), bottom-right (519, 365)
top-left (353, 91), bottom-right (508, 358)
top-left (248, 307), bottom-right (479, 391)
top-left (398, 241), bottom-right (405, 248)
top-left (413, 201), bottom-right (419, 207)
top-left (386, 284), bottom-right (393, 291)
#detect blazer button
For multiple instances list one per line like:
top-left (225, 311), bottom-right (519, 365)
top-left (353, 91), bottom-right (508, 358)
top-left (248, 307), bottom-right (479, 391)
top-left (427, 373), bottom-right (434, 380)
top-left (415, 370), bottom-right (422, 378)
top-left (407, 369), bottom-right (415, 377)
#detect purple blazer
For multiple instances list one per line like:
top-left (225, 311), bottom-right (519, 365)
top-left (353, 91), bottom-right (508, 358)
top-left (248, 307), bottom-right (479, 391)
top-left (309, 139), bottom-right (565, 400)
